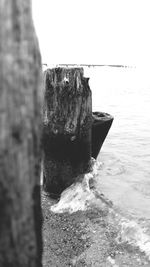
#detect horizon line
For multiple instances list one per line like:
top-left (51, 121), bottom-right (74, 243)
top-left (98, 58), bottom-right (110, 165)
top-left (42, 63), bottom-right (134, 68)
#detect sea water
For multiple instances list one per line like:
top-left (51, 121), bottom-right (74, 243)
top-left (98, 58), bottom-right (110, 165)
top-left (47, 65), bottom-right (150, 257)
top-left (85, 65), bottom-right (150, 234)
top-left (85, 66), bottom-right (150, 257)
top-left (47, 65), bottom-right (150, 221)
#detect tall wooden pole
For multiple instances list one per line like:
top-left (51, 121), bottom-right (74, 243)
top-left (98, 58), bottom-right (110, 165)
top-left (0, 1), bottom-right (42, 266)
top-left (42, 67), bottom-right (92, 197)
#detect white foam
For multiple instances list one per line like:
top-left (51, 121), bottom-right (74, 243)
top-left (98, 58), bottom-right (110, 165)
top-left (50, 159), bottom-right (102, 213)
top-left (117, 219), bottom-right (150, 260)
top-left (50, 158), bottom-right (150, 259)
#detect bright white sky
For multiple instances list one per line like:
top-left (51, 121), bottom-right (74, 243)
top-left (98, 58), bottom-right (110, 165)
top-left (32, 0), bottom-right (150, 67)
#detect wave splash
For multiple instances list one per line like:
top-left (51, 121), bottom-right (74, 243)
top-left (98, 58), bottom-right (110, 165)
top-left (50, 158), bottom-right (102, 213)
top-left (50, 158), bottom-right (150, 260)
top-left (117, 219), bottom-right (150, 260)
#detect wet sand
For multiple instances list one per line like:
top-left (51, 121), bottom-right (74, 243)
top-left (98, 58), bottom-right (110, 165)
top-left (41, 187), bottom-right (150, 267)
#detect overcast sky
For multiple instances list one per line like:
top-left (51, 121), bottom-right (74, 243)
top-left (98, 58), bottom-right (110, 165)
top-left (32, 0), bottom-right (150, 67)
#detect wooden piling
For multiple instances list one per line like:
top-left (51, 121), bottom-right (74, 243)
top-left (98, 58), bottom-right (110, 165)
top-left (42, 68), bottom-right (92, 196)
top-left (0, 1), bottom-right (42, 266)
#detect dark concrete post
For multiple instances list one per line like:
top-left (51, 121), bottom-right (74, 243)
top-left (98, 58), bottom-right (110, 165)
top-left (42, 67), bottom-right (92, 196)
top-left (0, 1), bottom-right (42, 266)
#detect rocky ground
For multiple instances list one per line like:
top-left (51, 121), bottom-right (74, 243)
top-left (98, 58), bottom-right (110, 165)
top-left (41, 188), bottom-right (150, 267)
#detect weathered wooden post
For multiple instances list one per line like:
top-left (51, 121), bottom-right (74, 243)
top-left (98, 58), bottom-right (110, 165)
top-left (42, 68), bottom-right (92, 196)
top-left (0, 1), bottom-right (42, 266)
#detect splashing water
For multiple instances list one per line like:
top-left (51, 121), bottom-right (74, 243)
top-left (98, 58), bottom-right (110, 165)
top-left (117, 219), bottom-right (150, 260)
top-left (50, 159), bottom-right (102, 213)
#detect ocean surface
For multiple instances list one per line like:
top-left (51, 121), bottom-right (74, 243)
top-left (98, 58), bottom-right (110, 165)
top-left (85, 65), bottom-right (150, 226)
top-left (43, 65), bottom-right (150, 257)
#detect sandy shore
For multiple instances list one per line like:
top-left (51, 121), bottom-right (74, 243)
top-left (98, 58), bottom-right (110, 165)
top-left (41, 186), bottom-right (150, 267)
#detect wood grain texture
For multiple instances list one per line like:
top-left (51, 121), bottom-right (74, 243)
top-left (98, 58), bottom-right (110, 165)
top-left (42, 68), bottom-right (92, 196)
top-left (0, 1), bottom-right (42, 266)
